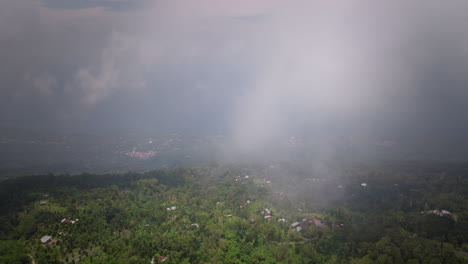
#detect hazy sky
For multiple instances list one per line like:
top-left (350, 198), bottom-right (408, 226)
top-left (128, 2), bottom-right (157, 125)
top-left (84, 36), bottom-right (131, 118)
top-left (1, 0), bottom-right (468, 158)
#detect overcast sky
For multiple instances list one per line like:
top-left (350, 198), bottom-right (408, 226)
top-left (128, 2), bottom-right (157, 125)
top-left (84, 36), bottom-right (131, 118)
top-left (1, 0), bottom-right (468, 159)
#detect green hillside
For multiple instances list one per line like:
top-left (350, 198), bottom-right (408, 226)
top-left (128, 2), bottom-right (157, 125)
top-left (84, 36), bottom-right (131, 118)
top-left (0, 162), bottom-right (467, 263)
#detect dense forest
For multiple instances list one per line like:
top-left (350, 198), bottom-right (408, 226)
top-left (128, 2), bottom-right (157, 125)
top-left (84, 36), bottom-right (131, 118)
top-left (0, 161), bottom-right (467, 263)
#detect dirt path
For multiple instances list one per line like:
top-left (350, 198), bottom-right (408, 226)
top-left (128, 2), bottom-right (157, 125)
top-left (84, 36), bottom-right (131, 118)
top-left (29, 254), bottom-right (36, 264)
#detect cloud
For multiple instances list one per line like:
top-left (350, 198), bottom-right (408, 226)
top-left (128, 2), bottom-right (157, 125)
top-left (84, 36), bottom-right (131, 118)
top-left (1, 0), bottom-right (468, 162)
top-left (42, 0), bottom-right (152, 11)
top-left (31, 73), bottom-right (58, 97)
top-left (224, 0), bottom-right (468, 159)
top-left (72, 55), bottom-right (119, 105)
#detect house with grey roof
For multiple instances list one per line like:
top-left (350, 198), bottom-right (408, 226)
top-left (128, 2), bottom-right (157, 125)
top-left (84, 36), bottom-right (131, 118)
top-left (40, 235), bottom-right (52, 244)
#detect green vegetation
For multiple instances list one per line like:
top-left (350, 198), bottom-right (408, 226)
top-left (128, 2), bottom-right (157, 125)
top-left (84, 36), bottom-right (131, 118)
top-left (0, 162), bottom-right (467, 263)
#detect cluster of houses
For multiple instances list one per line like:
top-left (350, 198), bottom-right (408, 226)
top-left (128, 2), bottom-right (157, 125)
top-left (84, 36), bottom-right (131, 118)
top-left (166, 206), bottom-right (177, 211)
top-left (259, 208), bottom-right (288, 223)
top-left (235, 175), bottom-right (251, 182)
top-left (291, 218), bottom-right (321, 232)
top-left (291, 217), bottom-right (343, 232)
top-left (40, 217), bottom-right (80, 245)
top-left (166, 196), bottom-right (178, 212)
top-left (261, 208), bottom-right (273, 220)
top-left (61, 218), bottom-right (79, 224)
top-left (423, 209), bottom-right (452, 217)
top-left (126, 149), bottom-right (156, 160)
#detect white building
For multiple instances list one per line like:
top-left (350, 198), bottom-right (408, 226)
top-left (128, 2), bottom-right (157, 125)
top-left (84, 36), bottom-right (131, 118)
top-left (40, 235), bottom-right (52, 244)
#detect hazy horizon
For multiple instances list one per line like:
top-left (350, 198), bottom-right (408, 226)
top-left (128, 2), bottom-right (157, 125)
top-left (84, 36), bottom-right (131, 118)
top-left (2, 0), bottom-right (468, 163)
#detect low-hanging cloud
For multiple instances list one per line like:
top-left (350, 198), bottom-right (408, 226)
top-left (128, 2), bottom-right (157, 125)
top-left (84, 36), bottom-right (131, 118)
top-left (225, 0), bottom-right (468, 160)
top-left (1, 0), bottom-right (468, 160)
